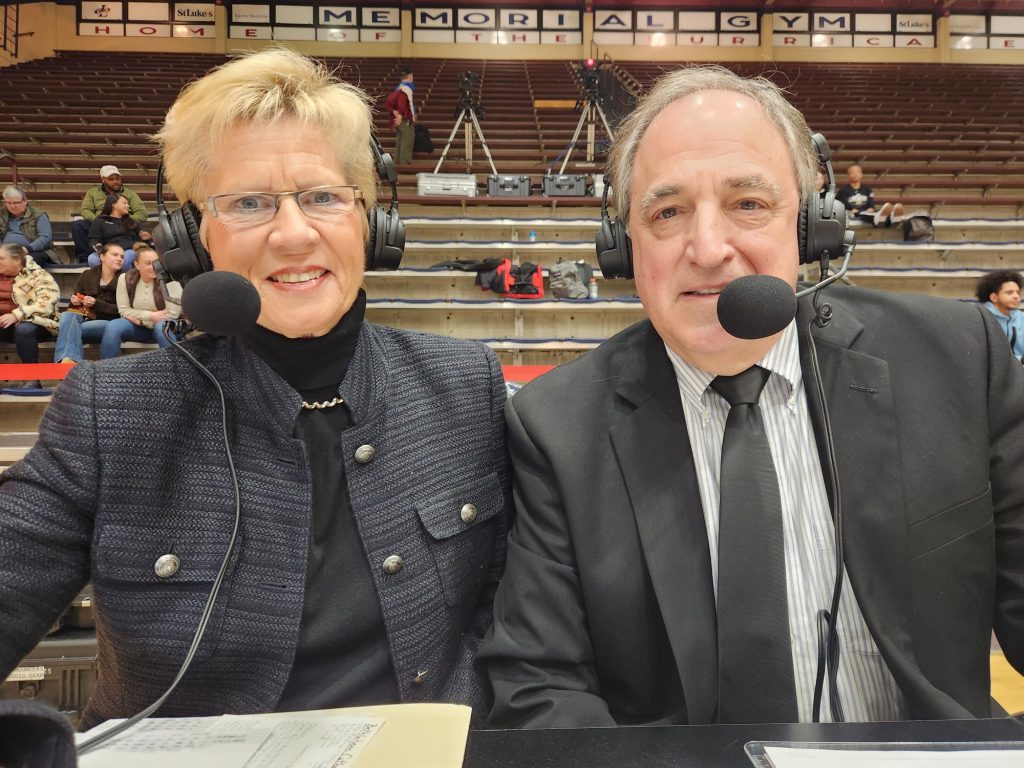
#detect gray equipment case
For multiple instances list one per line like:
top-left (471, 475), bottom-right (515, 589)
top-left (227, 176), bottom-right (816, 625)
top-left (487, 175), bottom-right (531, 197)
top-left (543, 173), bottom-right (587, 197)
top-left (417, 173), bottom-right (478, 197)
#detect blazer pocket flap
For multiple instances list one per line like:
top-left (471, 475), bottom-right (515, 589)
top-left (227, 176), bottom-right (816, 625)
top-left (415, 471), bottom-right (503, 541)
top-left (908, 485), bottom-right (992, 559)
top-left (94, 524), bottom-right (238, 583)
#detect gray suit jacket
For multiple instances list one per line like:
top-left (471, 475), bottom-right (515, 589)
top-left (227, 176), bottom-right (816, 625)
top-left (0, 322), bottom-right (511, 728)
top-left (482, 284), bottom-right (1024, 727)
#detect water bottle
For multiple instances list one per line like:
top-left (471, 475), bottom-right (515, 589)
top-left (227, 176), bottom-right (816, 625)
top-left (528, 230), bottom-right (537, 243)
top-left (588, 276), bottom-right (599, 300)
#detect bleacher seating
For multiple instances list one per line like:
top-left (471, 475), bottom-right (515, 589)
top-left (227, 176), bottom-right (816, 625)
top-left (0, 52), bottom-right (1022, 376)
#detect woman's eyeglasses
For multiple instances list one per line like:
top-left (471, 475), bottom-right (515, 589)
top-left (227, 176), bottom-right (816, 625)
top-left (200, 185), bottom-right (363, 225)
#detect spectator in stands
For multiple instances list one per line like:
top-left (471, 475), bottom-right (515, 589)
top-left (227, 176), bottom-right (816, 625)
top-left (0, 244), bottom-right (59, 389)
top-left (71, 165), bottom-right (148, 261)
top-left (86, 193), bottom-right (150, 271)
top-left (481, 64), bottom-right (1024, 729)
top-left (52, 243), bottom-right (125, 364)
top-left (976, 269), bottom-right (1024, 363)
top-left (0, 186), bottom-right (55, 266)
top-left (0, 48), bottom-right (509, 731)
top-left (99, 246), bottom-right (179, 357)
top-left (385, 67), bottom-right (416, 165)
top-left (836, 164), bottom-right (904, 227)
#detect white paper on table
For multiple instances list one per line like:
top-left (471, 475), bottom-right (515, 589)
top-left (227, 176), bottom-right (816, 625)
top-left (763, 745), bottom-right (1024, 768)
top-left (219, 714), bottom-right (382, 768)
top-left (76, 717), bottom-right (272, 768)
top-left (75, 713), bottom-right (384, 768)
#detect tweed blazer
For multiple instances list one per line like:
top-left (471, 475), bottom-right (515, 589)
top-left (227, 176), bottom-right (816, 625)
top-left (0, 321), bottom-right (511, 728)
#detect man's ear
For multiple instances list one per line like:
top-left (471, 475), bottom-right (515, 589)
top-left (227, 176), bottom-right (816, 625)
top-left (991, 292), bottom-right (1000, 305)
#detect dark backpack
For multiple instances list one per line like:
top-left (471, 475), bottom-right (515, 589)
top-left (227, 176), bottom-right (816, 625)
top-left (414, 124), bottom-right (434, 153)
top-left (902, 215), bottom-right (934, 243)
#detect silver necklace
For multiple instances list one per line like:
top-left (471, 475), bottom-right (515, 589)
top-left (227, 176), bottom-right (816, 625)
top-left (301, 396), bottom-right (345, 410)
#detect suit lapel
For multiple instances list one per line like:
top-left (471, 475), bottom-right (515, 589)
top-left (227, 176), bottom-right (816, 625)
top-left (610, 323), bottom-right (718, 724)
top-left (797, 299), bottom-right (927, 699)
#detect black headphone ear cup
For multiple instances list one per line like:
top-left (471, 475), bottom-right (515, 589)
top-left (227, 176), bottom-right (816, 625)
top-left (156, 202), bottom-right (210, 283)
top-left (365, 206), bottom-right (383, 269)
top-left (378, 208), bottom-right (405, 271)
top-left (179, 202), bottom-right (212, 273)
top-left (797, 196), bottom-right (812, 265)
top-left (596, 215), bottom-right (633, 280)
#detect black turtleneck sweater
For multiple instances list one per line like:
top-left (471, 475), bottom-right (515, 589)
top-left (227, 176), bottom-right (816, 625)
top-left (242, 291), bottom-right (399, 710)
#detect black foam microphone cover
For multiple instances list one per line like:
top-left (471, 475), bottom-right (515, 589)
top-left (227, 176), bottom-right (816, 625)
top-left (717, 275), bottom-right (798, 340)
top-left (180, 271), bottom-right (261, 337)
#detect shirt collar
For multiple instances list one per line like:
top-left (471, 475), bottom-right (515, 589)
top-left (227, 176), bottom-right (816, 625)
top-left (665, 320), bottom-right (801, 408)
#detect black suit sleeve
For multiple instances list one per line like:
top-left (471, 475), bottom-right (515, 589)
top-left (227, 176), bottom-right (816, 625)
top-left (479, 395), bottom-right (616, 729)
top-left (980, 304), bottom-right (1024, 675)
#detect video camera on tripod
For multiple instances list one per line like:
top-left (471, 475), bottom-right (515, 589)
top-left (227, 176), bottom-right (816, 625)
top-left (457, 71), bottom-right (485, 118)
top-left (577, 61), bottom-right (603, 104)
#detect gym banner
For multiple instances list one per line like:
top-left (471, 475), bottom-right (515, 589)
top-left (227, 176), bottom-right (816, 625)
top-left (228, 4), bottom-right (400, 42)
top-left (771, 12), bottom-right (934, 48)
top-left (593, 10), bottom-right (759, 46)
top-left (951, 14), bottom-right (1024, 50)
top-left (79, 2), bottom-right (215, 36)
top-left (412, 7), bottom-right (581, 45)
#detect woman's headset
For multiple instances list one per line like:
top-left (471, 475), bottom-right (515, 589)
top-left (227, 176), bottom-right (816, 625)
top-left (596, 132), bottom-right (848, 279)
top-left (155, 136), bottom-right (406, 285)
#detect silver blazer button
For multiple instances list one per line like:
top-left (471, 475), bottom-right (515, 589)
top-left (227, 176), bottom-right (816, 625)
top-left (382, 554), bottom-right (404, 574)
top-left (354, 444), bottom-right (376, 464)
top-left (460, 503), bottom-right (478, 524)
top-left (154, 554), bottom-right (180, 578)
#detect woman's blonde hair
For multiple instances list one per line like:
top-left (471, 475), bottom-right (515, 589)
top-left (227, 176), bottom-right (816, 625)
top-left (154, 47), bottom-right (377, 225)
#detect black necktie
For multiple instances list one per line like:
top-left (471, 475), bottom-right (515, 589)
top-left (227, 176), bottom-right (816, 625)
top-left (711, 365), bottom-right (797, 723)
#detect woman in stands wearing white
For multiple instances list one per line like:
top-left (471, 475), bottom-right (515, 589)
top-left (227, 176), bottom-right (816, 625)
top-left (0, 48), bottom-right (509, 730)
top-left (98, 245), bottom-right (180, 357)
top-left (53, 243), bottom-right (125, 364)
top-left (0, 244), bottom-right (59, 389)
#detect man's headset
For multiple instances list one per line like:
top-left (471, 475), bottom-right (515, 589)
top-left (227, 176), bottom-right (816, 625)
top-left (596, 132), bottom-right (848, 279)
top-left (154, 136), bottom-right (406, 285)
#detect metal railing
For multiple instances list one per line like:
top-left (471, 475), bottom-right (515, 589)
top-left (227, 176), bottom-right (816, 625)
top-left (2, 4), bottom-right (18, 59)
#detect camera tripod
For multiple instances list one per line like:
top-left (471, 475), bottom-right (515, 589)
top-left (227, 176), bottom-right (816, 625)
top-left (434, 85), bottom-right (498, 175)
top-left (559, 91), bottom-right (614, 174)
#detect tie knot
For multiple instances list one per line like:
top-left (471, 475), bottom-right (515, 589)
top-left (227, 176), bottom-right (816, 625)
top-left (710, 365), bottom-right (771, 407)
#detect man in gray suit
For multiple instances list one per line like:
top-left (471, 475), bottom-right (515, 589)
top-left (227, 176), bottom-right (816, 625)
top-left (481, 66), bottom-right (1024, 727)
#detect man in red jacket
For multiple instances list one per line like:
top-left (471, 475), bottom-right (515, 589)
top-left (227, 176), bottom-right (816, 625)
top-left (385, 68), bottom-right (415, 165)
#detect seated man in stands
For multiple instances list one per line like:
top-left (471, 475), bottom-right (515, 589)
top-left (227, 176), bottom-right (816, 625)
top-left (0, 186), bottom-right (55, 266)
top-left (836, 164), bottom-right (904, 228)
top-left (976, 269), bottom-right (1024, 364)
top-left (70, 165), bottom-right (148, 261)
top-left (53, 243), bottom-right (125, 364)
top-left (0, 244), bottom-right (59, 389)
top-left (99, 245), bottom-right (180, 357)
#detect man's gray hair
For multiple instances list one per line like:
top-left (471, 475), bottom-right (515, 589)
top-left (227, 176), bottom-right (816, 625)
top-left (607, 65), bottom-right (818, 227)
top-left (2, 185), bottom-right (26, 201)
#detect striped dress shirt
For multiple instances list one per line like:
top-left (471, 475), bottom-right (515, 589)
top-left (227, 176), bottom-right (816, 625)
top-left (666, 322), bottom-right (905, 722)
